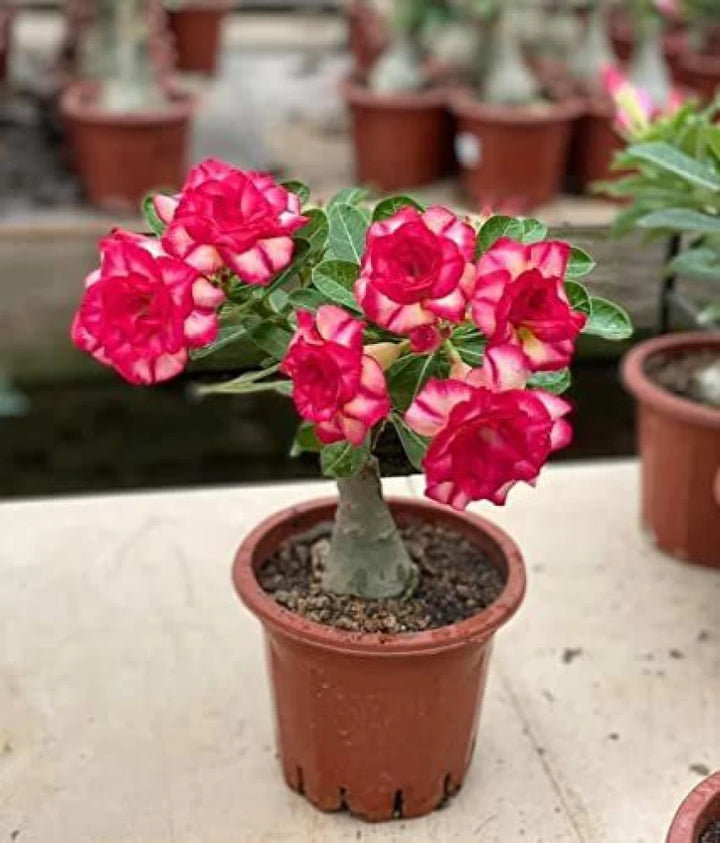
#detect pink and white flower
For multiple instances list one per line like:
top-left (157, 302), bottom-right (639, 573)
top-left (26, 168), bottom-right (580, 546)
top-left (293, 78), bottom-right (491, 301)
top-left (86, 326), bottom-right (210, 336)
top-left (154, 159), bottom-right (307, 286)
top-left (71, 230), bottom-right (224, 385)
top-left (602, 65), bottom-right (684, 138)
top-left (471, 238), bottom-right (586, 372)
top-left (281, 305), bottom-right (390, 446)
top-left (355, 206), bottom-right (476, 353)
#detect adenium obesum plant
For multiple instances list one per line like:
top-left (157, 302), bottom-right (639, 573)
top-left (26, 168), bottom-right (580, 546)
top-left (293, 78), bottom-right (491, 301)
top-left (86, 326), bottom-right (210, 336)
top-left (71, 158), bottom-right (631, 600)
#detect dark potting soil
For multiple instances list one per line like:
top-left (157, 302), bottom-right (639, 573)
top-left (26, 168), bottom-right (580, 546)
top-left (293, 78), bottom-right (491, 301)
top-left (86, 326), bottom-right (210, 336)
top-left (700, 820), bottom-right (720, 843)
top-left (258, 521), bottom-right (506, 634)
top-left (645, 349), bottom-right (720, 408)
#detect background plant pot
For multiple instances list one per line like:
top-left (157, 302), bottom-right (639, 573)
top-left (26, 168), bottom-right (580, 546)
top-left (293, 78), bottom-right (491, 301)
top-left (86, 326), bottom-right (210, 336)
top-left (674, 52), bottom-right (720, 104)
top-left (167, 1), bottom-right (229, 75)
top-left (341, 80), bottom-right (455, 192)
top-left (667, 771), bottom-right (720, 843)
top-left (233, 496), bottom-right (526, 822)
top-left (568, 101), bottom-right (625, 194)
top-left (60, 83), bottom-right (194, 212)
top-left (622, 332), bottom-right (720, 568)
top-left (451, 94), bottom-right (581, 212)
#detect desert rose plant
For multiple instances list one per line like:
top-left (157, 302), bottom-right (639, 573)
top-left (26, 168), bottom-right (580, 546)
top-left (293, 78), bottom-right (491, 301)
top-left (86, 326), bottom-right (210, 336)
top-left (71, 159), bottom-right (631, 599)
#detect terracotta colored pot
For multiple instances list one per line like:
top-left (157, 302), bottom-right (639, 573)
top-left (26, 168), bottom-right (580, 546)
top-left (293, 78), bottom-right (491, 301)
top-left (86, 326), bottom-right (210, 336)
top-left (342, 80), bottom-right (455, 192)
top-left (674, 52), bottom-right (720, 104)
top-left (622, 332), bottom-right (720, 568)
top-left (233, 496), bottom-right (526, 822)
top-left (667, 771), bottom-right (720, 843)
top-left (60, 83), bottom-right (195, 212)
top-left (450, 94), bottom-right (582, 212)
top-left (569, 102), bottom-right (625, 193)
top-left (167, 2), bottom-right (229, 75)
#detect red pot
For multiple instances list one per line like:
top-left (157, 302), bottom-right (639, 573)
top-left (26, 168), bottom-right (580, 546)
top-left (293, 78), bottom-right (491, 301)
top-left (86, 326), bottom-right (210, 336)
top-left (667, 771), bottom-right (720, 843)
top-left (342, 80), bottom-right (455, 192)
top-left (674, 52), bottom-right (720, 104)
top-left (569, 102), bottom-right (625, 193)
top-left (167, 2), bottom-right (229, 75)
top-left (622, 332), bottom-right (720, 568)
top-left (233, 496), bottom-right (526, 822)
top-left (60, 83), bottom-right (195, 212)
top-left (450, 94), bottom-right (582, 212)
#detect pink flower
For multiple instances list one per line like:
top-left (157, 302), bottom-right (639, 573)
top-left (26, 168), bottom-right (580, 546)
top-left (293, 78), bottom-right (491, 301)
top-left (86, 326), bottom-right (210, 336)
top-left (281, 305), bottom-right (390, 446)
top-left (71, 230), bottom-right (223, 385)
top-left (471, 238), bottom-right (586, 372)
top-left (405, 365), bottom-right (572, 510)
top-left (355, 206), bottom-right (476, 353)
top-left (602, 65), bottom-right (684, 137)
top-left (154, 159), bottom-right (307, 285)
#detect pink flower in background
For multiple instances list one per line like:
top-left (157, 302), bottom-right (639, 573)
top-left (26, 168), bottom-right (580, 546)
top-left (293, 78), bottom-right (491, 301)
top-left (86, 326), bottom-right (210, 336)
top-left (281, 305), bottom-right (390, 446)
top-left (71, 230), bottom-right (224, 386)
top-left (155, 159), bottom-right (307, 285)
top-left (405, 367), bottom-right (572, 510)
top-left (471, 238), bottom-right (585, 372)
top-left (355, 206), bottom-right (476, 353)
top-left (602, 65), bottom-right (684, 138)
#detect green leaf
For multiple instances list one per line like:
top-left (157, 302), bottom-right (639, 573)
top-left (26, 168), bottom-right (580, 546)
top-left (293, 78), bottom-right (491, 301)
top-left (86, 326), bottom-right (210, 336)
top-left (452, 325), bottom-right (486, 367)
top-left (287, 288), bottom-right (326, 311)
top-left (669, 246), bottom-right (720, 282)
top-left (566, 280), bottom-right (592, 316)
top-left (477, 215), bottom-right (548, 255)
top-left (189, 324), bottom-right (247, 360)
top-left (327, 203), bottom-right (369, 263)
top-left (245, 320), bottom-right (293, 361)
top-left (637, 208), bottom-right (720, 234)
top-left (327, 186), bottom-right (369, 210)
top-left (567, 247), bottom-right (596, 278)
top-left (624, 141), bottom-right (720, 191)
top-left (311, 260), bottom-right (362, 312)
top-left (698, 303), bottom-right (720, 325)
top-left (583, 297), bottom-right (634, 340)
top-left (320, 438), bottom-right (371, 478)
top-left (528, 369), bottom-right (572, 395)
top-left (387, 353), bottom-right (449, 412)
top-left (372, 194), bottom-right (424, 222)
top-left (391, 415), bottom-right (428, 471)
top-left (280, 180), bottom-right (310, 206)
top-left (142, 195), bottom-right (167, 237)
top-left (290, 422), bottom-right (322, 457)
top-left (266, 239), bottom-right (311, 292)
top-left (296, 208), bottom-right (329, 256)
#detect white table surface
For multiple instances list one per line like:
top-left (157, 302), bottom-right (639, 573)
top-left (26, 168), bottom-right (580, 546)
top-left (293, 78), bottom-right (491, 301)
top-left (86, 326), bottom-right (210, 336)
top-left (0, 460), bottom-right (718, 843)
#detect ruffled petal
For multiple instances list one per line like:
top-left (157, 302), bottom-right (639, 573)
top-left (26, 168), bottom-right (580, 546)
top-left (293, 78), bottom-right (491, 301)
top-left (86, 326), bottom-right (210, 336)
top-left (405, 378), bottom-right (475, 437)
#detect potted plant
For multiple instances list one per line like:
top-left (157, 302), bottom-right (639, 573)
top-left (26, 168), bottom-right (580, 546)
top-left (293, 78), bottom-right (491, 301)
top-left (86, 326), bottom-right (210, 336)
top-left (342, 0), bottom-right (458, 191)
top-left (69, 158), bottom-right (630, 820)
top-left (450, 0), bottom-right (583, 211)
top-left (667, 771), bottom-right (720, 843)
top-left (60, 0), bottom-right (195, 211)
top-left (605, 94), bottom-right (720, 566)
top-left (164, 0), bottom-right (230, 76)
top-left (674, 0), bottom-right (720, 102)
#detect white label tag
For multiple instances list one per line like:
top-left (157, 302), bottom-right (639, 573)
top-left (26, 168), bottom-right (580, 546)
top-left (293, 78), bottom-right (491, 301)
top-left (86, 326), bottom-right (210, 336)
top-left (455, 132), bottom-right (482, 169)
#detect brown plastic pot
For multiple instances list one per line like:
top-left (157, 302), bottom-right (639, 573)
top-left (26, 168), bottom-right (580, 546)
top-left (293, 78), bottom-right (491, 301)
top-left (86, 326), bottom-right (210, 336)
top-left (167, 2), bottom-right (229, 75)
top-left (569, 101), bottom-right (625, 193)
top-left (233, 496), bottom-right (526, 822)
top-left (450, 94), bottom-right (582, 212)
top-left (341, 79), bottom-right (455, 192)
top-left (622, 332), bottom-right (720, 568)
top-left (667, 771), bottom-right (720, 843)
top-left (60, 83), bottom-right (195, 212)
top-left (674, 52), bottom-right (720, 104)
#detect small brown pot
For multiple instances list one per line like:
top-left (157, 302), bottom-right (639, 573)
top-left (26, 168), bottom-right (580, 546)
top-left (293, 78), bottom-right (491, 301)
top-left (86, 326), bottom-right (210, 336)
top-left (341, 80), bottom-right (455, 192)
top-left (60, 83), bottom-right (195, 212)
top-left (233, 497), bottom-right (526, 822)
top-left (622, 332), bottom-right (720, 568)
top-left (450, 94), bottom-right (582, 211)
top-left (667, 771), bottom-right (720, 843)
top-left (674, 52), bottom-right (720, 104)
top-left (569, 101), bottom-right (625, 193)
top-left (167, 2), bottom-right (229, 75)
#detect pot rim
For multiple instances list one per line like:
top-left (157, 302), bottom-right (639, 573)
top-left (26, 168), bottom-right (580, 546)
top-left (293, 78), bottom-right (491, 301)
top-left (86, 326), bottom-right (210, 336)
top-left (233, 496), bottom-right (526, 657)
top-left (621, 332), bottom-right (720, 431)
top-left (340, 77), bottom-right (450, 111)
top-left (449, 91), bottom-right (584, 125)
top-left (167, 0), bottom-right (232, 14)
top-left (60, 81), bottom-right (196, 126)
top-left (667, 771), bottom-right (720, 843)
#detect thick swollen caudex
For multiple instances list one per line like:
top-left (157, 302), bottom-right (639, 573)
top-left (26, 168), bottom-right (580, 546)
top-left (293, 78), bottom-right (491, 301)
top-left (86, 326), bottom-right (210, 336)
top-left (323, 459), bottom-right (418, 600)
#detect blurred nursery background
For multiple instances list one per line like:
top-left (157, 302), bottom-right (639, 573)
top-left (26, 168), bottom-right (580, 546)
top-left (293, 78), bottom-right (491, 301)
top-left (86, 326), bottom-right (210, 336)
top-left (0, 0), bottom-right (718, 497)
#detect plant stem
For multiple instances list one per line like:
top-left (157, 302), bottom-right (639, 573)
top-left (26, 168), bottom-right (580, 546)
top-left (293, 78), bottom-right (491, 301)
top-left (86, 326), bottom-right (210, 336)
top-left (322, 457), bottom-right (418, 600)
